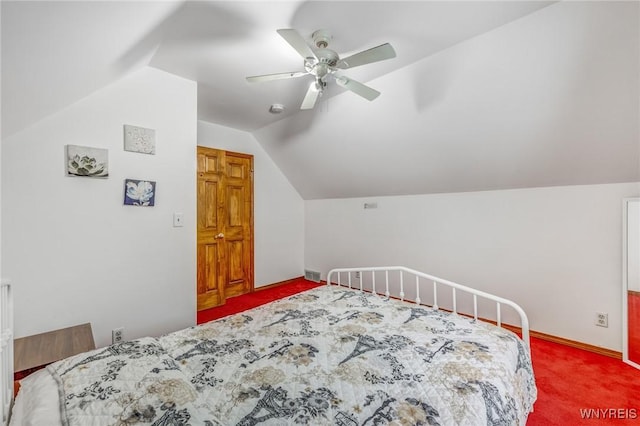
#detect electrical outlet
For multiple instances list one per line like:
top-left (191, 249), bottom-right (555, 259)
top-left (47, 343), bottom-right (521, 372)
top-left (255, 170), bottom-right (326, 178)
top-left (112, 327), bottom-right (124, 344)
top-left (355, 271), bottom-right (360, 279)
top-left (595, 312), bottom-right (608, 328)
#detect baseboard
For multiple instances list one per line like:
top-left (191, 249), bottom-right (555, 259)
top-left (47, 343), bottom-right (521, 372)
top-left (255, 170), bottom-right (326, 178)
top-left (529, 330), bottom-right (622, 359)
top-left (482, 322), bottom-right (620, 359)
top-left (254, 276), bottom-right (305, 292)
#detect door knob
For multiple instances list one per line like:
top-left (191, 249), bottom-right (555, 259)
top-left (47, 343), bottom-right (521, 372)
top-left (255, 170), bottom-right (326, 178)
top-left (214, 233), bottom-right (224, 239)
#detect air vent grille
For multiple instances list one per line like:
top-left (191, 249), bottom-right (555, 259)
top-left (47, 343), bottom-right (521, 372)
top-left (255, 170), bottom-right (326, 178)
top-left (304, 269), bottom-right (321, 283)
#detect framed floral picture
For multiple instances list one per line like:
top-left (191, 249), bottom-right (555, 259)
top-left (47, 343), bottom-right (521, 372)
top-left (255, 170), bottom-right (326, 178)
top-left (124, 179), bottom-right (156, 206)
top-left (66, 145), bottom-right (109, 178)
top-left (123, 124), bottom-right (156, 154)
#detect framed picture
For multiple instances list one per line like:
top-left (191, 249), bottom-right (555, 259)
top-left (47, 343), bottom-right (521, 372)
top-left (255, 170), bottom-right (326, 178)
top-left (66, 145), bottom-right (109, 178)
top-left (124, 179), bottom-right (156, 207)
top-left (123, 124), bottom-right (156, 154)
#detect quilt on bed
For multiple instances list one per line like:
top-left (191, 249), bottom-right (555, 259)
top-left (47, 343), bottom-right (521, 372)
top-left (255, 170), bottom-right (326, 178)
top-left (47, 285), bottom-right (536, 425)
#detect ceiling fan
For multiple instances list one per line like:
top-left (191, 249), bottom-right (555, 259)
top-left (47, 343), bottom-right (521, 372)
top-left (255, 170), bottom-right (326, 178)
top-left (246, 29), bottom-right (396, 110)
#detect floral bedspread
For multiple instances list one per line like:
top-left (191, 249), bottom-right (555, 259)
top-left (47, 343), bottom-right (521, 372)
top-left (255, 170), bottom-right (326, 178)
top-left (47, 285), bottom-right (536, 425)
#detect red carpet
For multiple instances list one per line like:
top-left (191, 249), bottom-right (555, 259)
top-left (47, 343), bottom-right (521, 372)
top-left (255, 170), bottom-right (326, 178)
top-left (527, 338), bottom-right (640, 425)
top-left (197, 278), bottom-right (322, 324)
top-left (198, 278), bottom-right (640, 425)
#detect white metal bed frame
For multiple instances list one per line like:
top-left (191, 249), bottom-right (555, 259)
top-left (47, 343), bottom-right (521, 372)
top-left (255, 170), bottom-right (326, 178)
top-left (0, 282), bottom-right (13, 426)
top-left (327, 266), bottom-right (530, 351)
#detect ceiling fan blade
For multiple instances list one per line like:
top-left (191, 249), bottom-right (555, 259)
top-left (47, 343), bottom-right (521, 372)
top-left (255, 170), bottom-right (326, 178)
top-left (336, 43), bottom-right (396, 69)
top-left (300, 82), bottom-right (321, 110)
top-left (277, 29), bottom-right (317, 60)
top-left (335, 77), bottom-right (380, 101)
top-left (246, 71), bottom-right (307, 83)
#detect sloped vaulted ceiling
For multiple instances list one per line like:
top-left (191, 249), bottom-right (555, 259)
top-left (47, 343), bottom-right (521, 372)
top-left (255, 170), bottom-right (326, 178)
top-left (2, 1), bottom-right (638, 199)
top-left (253, 1), bottom-right (640, 199)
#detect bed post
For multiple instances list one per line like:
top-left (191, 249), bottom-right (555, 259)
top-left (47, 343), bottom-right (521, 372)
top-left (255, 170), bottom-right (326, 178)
top-left (0, 282), bottom-right (13, 426)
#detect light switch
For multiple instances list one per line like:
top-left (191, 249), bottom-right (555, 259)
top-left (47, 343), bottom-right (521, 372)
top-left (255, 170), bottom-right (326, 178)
top-left (173, 213), bottom-right (184, 227)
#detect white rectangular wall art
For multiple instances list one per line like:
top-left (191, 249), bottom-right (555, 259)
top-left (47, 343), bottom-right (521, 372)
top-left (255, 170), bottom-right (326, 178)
top-left (124, 179), bottom-right (156, 206)
top-left (65, 145), bottom-right (109, 178)
top-left (123, 124), bottom-right (156, 154)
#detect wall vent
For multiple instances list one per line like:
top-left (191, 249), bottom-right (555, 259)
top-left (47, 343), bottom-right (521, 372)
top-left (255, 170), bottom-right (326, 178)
top-left (304, 269), bottom-right (321, 283)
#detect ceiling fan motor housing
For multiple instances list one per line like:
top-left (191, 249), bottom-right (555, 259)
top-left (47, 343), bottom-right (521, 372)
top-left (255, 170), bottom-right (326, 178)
top-left (304, 49), bottom-right (339, 79)
top-left (315, 48), bottom-right (339, 67)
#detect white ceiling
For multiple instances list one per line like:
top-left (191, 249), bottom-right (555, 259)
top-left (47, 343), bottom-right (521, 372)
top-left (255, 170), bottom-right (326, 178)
top-left (2, 1), bottom-right (639, 199)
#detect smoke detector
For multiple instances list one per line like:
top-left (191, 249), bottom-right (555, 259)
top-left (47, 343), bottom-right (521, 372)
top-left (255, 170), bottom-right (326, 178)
top-left (269, 103), bottom-right (285, 114)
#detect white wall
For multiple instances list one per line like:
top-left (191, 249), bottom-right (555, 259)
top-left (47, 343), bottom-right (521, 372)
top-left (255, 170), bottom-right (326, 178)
top-left (0, 1), bottom-right (3, 298)
top-left (306, 182), bottom-right (640, 351)
top-left (197, 120), bottom-right (304, 287)
top-left (2, 67), bottom-right (197, 348)
top-left (627, 199), bottom-right (640, 293)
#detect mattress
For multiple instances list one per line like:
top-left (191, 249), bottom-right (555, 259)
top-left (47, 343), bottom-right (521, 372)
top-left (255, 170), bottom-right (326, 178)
top-left (11, 285), bottom-right (536, 425)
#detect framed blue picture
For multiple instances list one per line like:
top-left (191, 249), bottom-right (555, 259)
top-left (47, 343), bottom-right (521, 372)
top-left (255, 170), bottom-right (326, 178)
top-left (124, 179), bottom-right (156, 206)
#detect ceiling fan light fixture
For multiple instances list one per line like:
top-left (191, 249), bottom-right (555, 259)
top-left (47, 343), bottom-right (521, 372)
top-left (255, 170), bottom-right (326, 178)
top-left (269, 103), bottom-right (285, 114)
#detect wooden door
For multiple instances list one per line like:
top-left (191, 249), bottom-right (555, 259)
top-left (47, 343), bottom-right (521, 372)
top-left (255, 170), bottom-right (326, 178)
top-left (197, 147), bottom-right (253, 310)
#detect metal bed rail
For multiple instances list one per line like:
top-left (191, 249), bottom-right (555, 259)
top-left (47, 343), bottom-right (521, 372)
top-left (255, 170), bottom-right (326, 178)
top-left (327, 266), bottom-right (530, 351)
